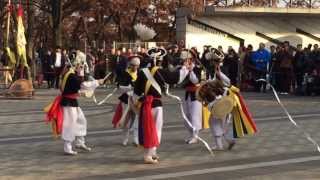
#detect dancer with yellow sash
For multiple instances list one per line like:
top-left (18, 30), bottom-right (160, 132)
top-left (197, 49), bottom-right (257, 151)
top-left (112, 56), bottom-right (141, 146)
top-left (45, 64), bottom-right (105, 155)
top-left (133, 47), bottom-right (191, 164)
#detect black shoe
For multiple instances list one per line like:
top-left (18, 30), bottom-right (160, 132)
top-left (228, 141), bottom-right (236, 150)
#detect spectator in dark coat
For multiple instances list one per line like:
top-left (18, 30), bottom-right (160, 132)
top-left (223, 46), bottom-right (239, 86)
top-left (42, 50), bottom-right (55, 88)
top-left (279, 44), bottom-right (294, 94)
top-left (53, 46), bottom-right (66, 89)
top-left (293, 44), bottom-right (305, 94)
top-left (114, 49), bottom-right (128, 83)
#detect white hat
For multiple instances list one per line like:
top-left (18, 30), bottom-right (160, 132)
top-left (130, 57), bottom-right (141, 66)
top-left (180, 50), bottom-right (192, 60)
top-left (205, 50), bottom-right (224, 63)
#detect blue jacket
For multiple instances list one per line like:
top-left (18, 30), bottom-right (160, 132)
top-left (251, 49), bottom-right (271, 71)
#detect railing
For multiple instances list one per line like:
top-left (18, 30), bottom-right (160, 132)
top-left (187, 18), bottom-right (245, 46)
top-left (204, 0), bottom-right (320, 8)
top-left (112, 41), bottom-right (170, 50)
top-left (296, 28), bottom-right (320, 42)
top-left (256, 32), bottom-right (297, 50)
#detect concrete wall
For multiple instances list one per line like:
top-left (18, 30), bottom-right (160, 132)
top-left (185, 24), bottom-right (240, 53)
top-left (177, 8), bottom-right (320, 52)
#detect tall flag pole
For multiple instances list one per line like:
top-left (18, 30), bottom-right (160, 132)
top-left (16, 3), bottom-right (30, 79)
top-left (5, 0), bottom-right (11, 46)
top-left (5, 0), bottom-right (16, 67)
top-left (3, 0), bottom-right (14, 86)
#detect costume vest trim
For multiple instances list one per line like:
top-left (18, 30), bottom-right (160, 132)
top-left (143, 66), bottom-right (161, 95)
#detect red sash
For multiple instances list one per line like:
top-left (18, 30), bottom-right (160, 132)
top-left (45, 94), bottom-right (78, 136)
top-left (112, 102), bottom-right (123, 128)
top-left (141, 96), bottom-right (160, 148)
top-left (236, 91), bottom-right (257, 132)
top-left (186, 84), bottom-right (200, 92)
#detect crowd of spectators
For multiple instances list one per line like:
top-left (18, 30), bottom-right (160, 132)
top-left (1, 41), bottom-right (320, 96)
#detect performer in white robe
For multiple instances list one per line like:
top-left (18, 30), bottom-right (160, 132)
top-left (112, 56), bottom-right (140, 146)
top-left (197, 50), bottom-right (257, 150)
top-left (207, 73), bottom-right (235, 150)
top-left (45, 65), bottom-right (104, 155)
top-left (209, 49), bottom-right (235, 150)
top-left (180, 50), bottom-right (203, 144)
top-left (133, 47), bottom-right (191, 164)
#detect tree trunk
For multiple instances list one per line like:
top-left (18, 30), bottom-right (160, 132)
top-left (26, 0), bottom-right (35, 80)
top-left (51, 0), bottom-right (62, 48)
top-left (129, 8), bottom-right (140, 42)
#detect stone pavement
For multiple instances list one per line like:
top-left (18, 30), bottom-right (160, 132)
top-left (0, 88), bottom-right (320, 180)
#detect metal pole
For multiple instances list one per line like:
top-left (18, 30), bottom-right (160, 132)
top-left (6, 0), bottom-right (11, 46)
top-left (84, 39), bottom-right (87, 54)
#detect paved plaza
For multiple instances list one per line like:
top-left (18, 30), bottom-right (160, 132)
top-left (0, 88), bottom-right (320, 180)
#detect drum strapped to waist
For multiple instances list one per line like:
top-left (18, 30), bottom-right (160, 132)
top-left (210, 96), bottom-right (234, 120)
top-left (186, 84), bottom-right (200, 92)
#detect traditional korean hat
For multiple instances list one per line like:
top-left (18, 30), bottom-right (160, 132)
top-left (205, 48), bottom-right (225, 63)
top-left (129, 55), bottom-right (141, 66)
top-left (146, 47), bottom-right (167, 60)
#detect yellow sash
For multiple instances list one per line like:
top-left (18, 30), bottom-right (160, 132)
top-left (202, 105), bottom-right (211, 129)
top-left (228, 86), bottom-right (255, 137)
top-left (126, 69), bottom-right (137, 81)
top-left (144, 66), bottom-right (160, 95)
top-left (60, 69), bottom-right (75, 92)
top-left (44, 70), bottom-right (74, 113)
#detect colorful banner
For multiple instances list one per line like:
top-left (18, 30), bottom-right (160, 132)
top-left (16, 4), bottom-right (28, 68)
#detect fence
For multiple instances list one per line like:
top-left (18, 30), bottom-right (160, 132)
top-left (112, 41), bottom-right (170, 50)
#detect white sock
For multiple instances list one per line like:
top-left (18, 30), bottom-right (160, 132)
top-left (215, 136), bottom-right (223, 149)
top-left (64, 141), bottom-right (73, 153)
top-left (75, 136), bottom-right (85, 147)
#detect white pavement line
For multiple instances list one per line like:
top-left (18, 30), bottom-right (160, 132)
top-left (0, 113), bottom-right (319, 143)
top-left (118, 156), bottom-right (320, 180)
top-left (0, 129), bottom-right (122, 143)
top-left (255, 113), bottom-right (320, 121)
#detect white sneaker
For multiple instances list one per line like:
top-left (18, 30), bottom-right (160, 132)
top-left (187, 137), bottom-right (199, 144)
top-left (211, 145), bottom-right (224, 151)
top-left (64, 150), bottom-right (78, 155)
top-left (152, 154), bottom-right (160, 160)
top-left (75, 144), bottom-right (92, 152)
top-left (184, 136), bottom-right (192, 143)
top-left (133, 137), bottom-right (139, 146)
top-left (144, 156), bottom-right (159, 164)
top-left (122, 138), bottom-right (129, 146)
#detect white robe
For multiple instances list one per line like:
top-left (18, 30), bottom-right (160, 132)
top-left (209, 71), bottom-right (231, 137)
top-left (183, 68), bottom-right (203, 135)
top-left (61, 80), bottom-right (99, 142)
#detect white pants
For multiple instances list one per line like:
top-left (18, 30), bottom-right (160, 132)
top-left (183, 97), bottom-right (202, 137)
top-left (145, 107), bottom-right (163, 157)
top-left (210, 114), bottom-right (234, 148)
top-left (64, 136), bottom-right (86, 152)
top-left (122, 103), bottom-right (139, 143)
top-left (62, 107), bottom-right (87, 142)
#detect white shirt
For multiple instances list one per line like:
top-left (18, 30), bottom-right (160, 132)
top-left (54, 52), bottom-right (62, 67)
